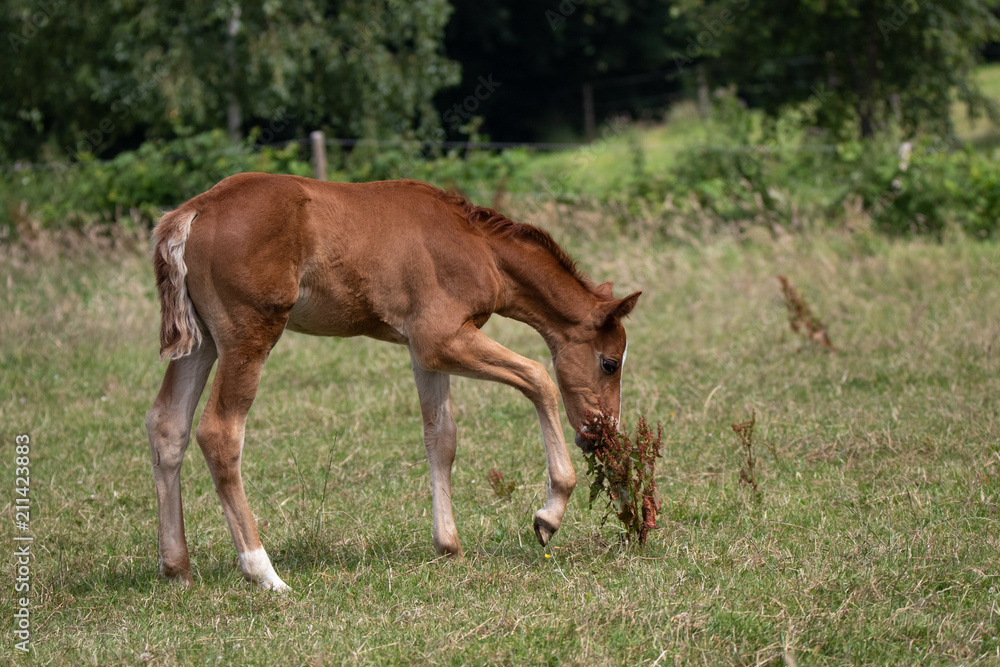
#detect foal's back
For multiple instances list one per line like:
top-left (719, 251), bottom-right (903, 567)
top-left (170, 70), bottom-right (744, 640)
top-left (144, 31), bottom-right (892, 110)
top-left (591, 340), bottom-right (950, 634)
top-left (180, 173), bottom-right (503, 346)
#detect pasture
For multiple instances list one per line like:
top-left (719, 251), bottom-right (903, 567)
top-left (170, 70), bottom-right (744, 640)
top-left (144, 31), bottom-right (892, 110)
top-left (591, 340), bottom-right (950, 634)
top-left (2, 209), bottom-right (999, 665)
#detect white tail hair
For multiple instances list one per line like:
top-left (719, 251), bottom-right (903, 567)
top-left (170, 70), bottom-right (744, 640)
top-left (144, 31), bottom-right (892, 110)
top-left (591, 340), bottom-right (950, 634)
top-left (151, 209), bottom-right (202, 360)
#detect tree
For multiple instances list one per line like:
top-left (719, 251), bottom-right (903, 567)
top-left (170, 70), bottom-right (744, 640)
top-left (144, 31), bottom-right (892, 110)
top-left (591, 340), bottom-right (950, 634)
top-left (687, 0), bottom-right (1000, 139)
top-left (0, 0), bottom-right (459, 161)
top-left (439, 0), bottom-right (695, 142)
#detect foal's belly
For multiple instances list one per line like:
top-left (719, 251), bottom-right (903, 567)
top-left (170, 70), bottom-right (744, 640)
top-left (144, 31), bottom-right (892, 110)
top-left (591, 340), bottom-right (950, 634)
top-left (285, 285), bottom-right (409, 344)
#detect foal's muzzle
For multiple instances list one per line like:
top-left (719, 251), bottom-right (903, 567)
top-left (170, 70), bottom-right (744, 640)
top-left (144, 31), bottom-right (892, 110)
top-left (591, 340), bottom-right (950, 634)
top-left (573, 411), bottom-right (618, 453)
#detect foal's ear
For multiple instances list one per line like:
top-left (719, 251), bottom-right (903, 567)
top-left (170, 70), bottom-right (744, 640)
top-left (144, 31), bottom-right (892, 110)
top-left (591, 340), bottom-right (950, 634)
top-left (594, 281), bottom-right (615, 299)
top-left (596, 290), bottom-right (642, 327)
top-left (614, 291), bottom-right (642, 320)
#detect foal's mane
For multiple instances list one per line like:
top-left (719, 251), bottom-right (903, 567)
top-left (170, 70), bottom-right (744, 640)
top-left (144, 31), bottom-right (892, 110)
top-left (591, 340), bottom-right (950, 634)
top-left (406, 180), bottom-right (597, 293)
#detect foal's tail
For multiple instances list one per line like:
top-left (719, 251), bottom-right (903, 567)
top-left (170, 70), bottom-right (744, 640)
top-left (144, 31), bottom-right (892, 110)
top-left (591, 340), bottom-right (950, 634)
top-left (151, 208), bottom-right (203, 360)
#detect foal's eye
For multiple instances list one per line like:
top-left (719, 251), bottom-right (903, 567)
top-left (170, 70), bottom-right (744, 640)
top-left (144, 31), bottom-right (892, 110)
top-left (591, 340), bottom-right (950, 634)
top-left (600, 357), bottom-right (619, 375)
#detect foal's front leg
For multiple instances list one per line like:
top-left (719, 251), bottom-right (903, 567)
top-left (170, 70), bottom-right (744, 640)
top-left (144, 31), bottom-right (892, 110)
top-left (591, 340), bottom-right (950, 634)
top-left (411, 323), bottom-right (577, 547)
top-left (409, 350), bottom-right (462, 556)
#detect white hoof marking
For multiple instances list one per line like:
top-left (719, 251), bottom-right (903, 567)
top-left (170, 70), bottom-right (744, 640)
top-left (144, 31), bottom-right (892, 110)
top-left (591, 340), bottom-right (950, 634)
top-left (238, 547), bottom-right (291, 592)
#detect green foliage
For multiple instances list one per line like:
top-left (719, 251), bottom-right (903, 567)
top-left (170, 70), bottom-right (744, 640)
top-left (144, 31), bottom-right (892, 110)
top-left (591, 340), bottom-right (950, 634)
top-left (407, 147), bottom-right (533, 194)
top-left (686, 0), bottom-right (1000, 139)
top-left (5, 69), bottom-right (1000, 239)
top-left (0, 134), bottom-right (536, 232)
top-left (1, 130), bottom-right (311, 230)
top-left (612, 90), bottom-right (1000, 238)
top-left (667, 134), bottom-right (1000, 238)
top-left (853, 142), bottom-right (1000, 238)
top-left (443, 0), bottom-right (1000, 143)
top-left (1, 0), bottom-right (459, 162)
top-left (333, 142), bottom-right (531, 190)
top-left (3, 0), bottom-right (996, 167)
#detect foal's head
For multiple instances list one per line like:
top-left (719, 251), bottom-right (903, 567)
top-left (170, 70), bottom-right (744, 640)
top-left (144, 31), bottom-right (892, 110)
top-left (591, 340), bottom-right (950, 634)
top-left (552, 285), bottom-right (642, 452)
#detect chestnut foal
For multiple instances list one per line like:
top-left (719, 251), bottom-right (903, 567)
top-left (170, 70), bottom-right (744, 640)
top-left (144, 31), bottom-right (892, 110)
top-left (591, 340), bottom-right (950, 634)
top-left (146, 174), bottom-right (640, 590)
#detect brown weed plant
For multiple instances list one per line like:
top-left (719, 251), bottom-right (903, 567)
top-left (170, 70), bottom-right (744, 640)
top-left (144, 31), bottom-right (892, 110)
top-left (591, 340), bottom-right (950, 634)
top-left (486, 467), bottom-right (516, 501)
top-left (731, 411), bottom-right (759, 492)
top-left (777, 275), bottom-right (835, 350)
top-left (581, 410), bottom-right (663, 545)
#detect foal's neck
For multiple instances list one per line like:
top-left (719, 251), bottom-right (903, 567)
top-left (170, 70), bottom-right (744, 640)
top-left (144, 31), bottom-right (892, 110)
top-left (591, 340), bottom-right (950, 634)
top-left (495, 241), bottom-right (595, 346)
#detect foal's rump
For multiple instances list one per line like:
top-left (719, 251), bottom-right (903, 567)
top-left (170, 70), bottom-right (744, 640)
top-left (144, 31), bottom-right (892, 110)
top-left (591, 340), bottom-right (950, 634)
top-left (152, 173), bottom-right (314, 358)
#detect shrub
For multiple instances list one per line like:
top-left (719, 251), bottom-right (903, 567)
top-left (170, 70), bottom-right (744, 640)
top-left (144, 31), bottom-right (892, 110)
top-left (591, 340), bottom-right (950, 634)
top-left (1, 130), bottom-right (312, 233)
top-left (0, 134), bottom-right (537, 236)
top-left (859, 143), bottom-right (1000, 238)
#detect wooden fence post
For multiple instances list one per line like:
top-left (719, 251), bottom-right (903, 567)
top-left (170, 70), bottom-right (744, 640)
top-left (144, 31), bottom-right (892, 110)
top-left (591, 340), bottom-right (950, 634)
top-left (311, 130), bottom-right (327, 181)
top-left (582, 82), bottom-right (595, 141)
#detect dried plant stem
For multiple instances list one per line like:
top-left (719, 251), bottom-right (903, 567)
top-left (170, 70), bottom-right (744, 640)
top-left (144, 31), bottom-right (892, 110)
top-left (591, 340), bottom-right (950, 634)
top-left (486, 467), bottom-right (515, 501)
top-left (732, 411), bottom-right (759, 492)
top-left (778, 274), bottom-right (835, 350)
top-left (581, 410), bottom-right (663, 545)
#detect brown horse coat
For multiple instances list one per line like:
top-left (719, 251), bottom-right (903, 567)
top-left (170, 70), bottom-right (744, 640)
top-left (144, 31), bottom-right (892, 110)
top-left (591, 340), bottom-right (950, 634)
top-left (147, 173), bottom-right (639, 589)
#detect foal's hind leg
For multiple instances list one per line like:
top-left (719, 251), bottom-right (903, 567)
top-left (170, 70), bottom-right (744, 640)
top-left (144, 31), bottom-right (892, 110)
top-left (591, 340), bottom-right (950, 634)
top-left (410, 349), bottom-right (462, 557)
top-left (196, 332), bottom-right (289, 591)
top-left (146, 338), bottom-right (218, 586)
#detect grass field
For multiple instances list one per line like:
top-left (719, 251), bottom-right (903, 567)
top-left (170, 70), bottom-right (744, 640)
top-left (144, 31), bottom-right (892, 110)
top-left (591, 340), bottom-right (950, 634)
top-left (2, 207), bottom-right (998, 665)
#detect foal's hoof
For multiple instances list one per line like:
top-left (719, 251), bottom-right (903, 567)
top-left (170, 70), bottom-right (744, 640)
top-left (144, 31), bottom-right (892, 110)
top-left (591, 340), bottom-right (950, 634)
top-left (159, 564), bottom-right (194, 589)
top-left (259, 577), bottom-right (292, 593)
top-left (434, 541), bottom-right (463, 559)
top-left (241, 568), bottom-right (291, 592)
top-left (533, 512), bottom-right (558, 547)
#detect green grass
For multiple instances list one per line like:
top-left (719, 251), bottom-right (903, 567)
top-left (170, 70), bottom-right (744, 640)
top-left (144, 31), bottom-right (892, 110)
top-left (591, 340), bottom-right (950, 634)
top-left (2, 216), bottom-right (1000, 665)
top-left (510, 102), bottom-right (712, 198)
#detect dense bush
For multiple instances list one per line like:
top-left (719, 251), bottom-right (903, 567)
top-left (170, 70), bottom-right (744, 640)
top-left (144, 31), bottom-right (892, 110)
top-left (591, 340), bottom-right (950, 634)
top-left (629, 95), bottom-right (1000, 238)
top-left (1, 130), bottom-right (311, 232)
top-left (3, 108), bottom-right (999, 240)
top-left (857, 144), bottom-right (1000, 238)
top-left (0, 131), bottom-right (535, 235)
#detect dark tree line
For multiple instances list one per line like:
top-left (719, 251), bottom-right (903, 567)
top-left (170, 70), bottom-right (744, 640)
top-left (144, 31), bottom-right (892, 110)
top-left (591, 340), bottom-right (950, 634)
top-left (1, 0), bottom-right (997, 162)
